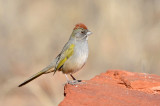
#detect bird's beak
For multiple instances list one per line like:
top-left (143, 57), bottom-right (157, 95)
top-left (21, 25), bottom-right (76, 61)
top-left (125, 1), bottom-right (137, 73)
top-left (86, 31), bottom-right (92, 36)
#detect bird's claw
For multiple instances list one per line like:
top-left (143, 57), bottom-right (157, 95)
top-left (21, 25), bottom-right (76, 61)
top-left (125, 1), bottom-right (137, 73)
top-left (67, 80), bottom-right (82, 85)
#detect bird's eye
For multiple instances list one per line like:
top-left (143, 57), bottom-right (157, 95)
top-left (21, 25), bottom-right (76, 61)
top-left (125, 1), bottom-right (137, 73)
top-left (81, 31), bottom-right (85, 34)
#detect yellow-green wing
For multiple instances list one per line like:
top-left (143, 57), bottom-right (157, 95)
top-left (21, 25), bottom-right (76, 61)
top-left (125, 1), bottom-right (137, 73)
top-left (55, 44), bottom-right (75, 70)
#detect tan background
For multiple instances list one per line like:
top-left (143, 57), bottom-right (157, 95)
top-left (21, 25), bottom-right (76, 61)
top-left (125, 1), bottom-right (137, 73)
top-left (1, 0), bottom-right (160, 106)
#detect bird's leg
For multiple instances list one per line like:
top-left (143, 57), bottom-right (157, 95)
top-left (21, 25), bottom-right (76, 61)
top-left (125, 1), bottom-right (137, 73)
top-left (65, 74), bottom-right (70, 82)
top-left (70, 74), bottom-right (76, 80)
top-left (70, 74), bottom-right (81, 82)
top-left (65, 74), bottom-right (81, 85)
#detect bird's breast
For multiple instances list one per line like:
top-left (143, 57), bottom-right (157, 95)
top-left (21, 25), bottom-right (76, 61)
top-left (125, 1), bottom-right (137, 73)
top-left (62, 41), bottom-right (88, 74)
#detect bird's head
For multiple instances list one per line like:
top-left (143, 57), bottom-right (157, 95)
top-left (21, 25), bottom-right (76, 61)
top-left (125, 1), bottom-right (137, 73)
top-left (71, 23), bottom-right (92, 40)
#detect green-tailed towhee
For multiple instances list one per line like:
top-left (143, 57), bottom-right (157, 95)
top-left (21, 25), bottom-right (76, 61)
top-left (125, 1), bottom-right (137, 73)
top-left (18, 23), bottom-right (92, 87)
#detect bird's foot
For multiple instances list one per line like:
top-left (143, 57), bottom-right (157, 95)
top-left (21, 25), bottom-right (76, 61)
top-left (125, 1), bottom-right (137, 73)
top-left (67, 80), bottom-right (83, 85)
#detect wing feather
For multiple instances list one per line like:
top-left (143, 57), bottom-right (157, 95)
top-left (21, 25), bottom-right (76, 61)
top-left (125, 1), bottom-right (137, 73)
top-left (56, 44), bottom-right (75, 70)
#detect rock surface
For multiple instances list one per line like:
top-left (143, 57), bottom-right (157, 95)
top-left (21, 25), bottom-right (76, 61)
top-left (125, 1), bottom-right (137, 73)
top-left (59, 70), bottom-right (160, 106)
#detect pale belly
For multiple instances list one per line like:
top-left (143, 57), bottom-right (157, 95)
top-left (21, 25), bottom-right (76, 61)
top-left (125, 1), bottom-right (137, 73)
top-left (62, 42), bottom-right (88, 74)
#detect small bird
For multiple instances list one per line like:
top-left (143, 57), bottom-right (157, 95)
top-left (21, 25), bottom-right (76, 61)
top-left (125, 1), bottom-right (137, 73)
top-left (18, 23), bottom-right (92, 87)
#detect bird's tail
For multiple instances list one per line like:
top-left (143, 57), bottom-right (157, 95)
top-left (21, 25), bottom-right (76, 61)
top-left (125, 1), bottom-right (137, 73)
top-left (18, 65), bottom-right (55, 87)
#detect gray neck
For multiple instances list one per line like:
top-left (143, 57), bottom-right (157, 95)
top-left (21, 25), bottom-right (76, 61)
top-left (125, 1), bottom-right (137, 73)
top-left (69, 35), bottom-right (88, 42)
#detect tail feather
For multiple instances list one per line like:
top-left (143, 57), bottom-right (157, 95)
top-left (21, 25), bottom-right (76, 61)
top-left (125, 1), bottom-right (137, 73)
top-left (18, 65), bottom-right (55, 87)
top-left (18, 71), bottom-right (45, 87)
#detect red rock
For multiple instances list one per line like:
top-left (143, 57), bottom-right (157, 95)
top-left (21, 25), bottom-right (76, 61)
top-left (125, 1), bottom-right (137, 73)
top-left (59, 70), bottom-right (160, 106)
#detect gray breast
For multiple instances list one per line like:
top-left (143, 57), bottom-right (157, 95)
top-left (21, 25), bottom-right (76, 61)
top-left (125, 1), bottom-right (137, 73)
top-left (62, 40), bottom-right (88, 74)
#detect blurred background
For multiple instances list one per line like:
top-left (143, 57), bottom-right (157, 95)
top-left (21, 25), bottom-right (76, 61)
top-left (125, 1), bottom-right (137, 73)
top-left (1, 0), bottom-right (160, 106)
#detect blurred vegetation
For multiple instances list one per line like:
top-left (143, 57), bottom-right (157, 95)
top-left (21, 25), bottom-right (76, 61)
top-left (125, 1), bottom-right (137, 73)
top-left (0, 0), bottom-right (160, 106)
